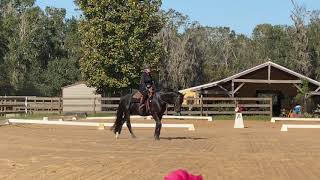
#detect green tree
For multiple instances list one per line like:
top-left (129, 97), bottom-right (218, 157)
top-left (1, 0), bottom-right (37, 92)
top-left (0, 18), bottom-right (9, 94)
top-left (76, 0), bottom-right (164, 93)
top-left (0, 0), bottom-right (81, 96)
top-left (307, 10), bottom-right (320, 79)
top-left (158, 10), bottom-right (207, 89)
top-left (290, 0), bottom-right (311, 76)
top-left (201, 27), bottom-right (239, 82)
top-left (64, 17), bottom-right (81, 61)
top-left (0, 17), bottom-right (7, 61)
top-left (41, 58), bottom-right (80, 96)
top-left (252, 24), bottom-right (295, 69)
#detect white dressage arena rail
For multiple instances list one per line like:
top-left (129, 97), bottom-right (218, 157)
top-left (159, 115), bottom-right (212, 122)
top-left (7, 119), bottom-right (195, 131)
top-left (281, 124), bottom-right (320, 132)
top-left (87, 115), bottom-right (212, 122)
top-left (271, 117), bottom-right (320, 123)
top-left (86, 116), bottom-right (145, 120)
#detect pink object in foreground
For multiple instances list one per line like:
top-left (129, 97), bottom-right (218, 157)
top-left (164, 169), bottom-right (203, 180)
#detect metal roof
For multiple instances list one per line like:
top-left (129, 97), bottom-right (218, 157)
top-left (180, 61), bottom-right (320, 92)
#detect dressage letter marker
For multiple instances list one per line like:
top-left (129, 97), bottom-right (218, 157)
top-left (234, 113), bottom-right (244, 128)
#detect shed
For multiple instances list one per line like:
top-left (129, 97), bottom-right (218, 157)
top-left (62, 82), bottom-right (101, 113)
top-left (180, 61), bottom-right (320, 116)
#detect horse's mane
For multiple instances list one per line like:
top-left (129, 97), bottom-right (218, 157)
top-left (157, 89), bottom-right (183, 97)
top-left (157, 87), bottom-right (178, 93)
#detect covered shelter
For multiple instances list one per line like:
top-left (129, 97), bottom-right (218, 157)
top-left (180, 61), bottom-right (320, 116)
top-left (61, 82), bottom-right (101, 113)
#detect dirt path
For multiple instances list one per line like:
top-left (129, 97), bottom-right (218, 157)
top-left (0, 120), bottom-right (320, 180)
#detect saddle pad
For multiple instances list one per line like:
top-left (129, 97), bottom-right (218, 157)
top-left (132, 91), bottom-right (143, 99)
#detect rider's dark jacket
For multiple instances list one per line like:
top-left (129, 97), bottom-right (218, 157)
top-left (139, 72), bottom-right (153, 93)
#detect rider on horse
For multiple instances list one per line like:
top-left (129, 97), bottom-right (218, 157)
top-left (139, 66), bottom-right (154, 108)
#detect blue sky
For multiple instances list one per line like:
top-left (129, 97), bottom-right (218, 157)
top-left (36, 0), bottom-right (320, 36)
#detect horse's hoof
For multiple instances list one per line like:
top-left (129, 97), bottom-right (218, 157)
top-left (154, 136), bottom-right (160, 140)
top-left (131, 134), bottom-right (137, 139)
top-left (115, 132), bottom-right (119, 140)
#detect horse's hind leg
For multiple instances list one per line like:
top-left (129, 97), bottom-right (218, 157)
top-left (114, 116), bottom-right (126, 139)
top-left (115, 119), bottom-right (126, 139)
top-left (125, 112), bottom-right (136, 138)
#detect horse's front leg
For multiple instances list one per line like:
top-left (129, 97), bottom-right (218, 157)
top-left (152, 114), bottom-right (162, 140)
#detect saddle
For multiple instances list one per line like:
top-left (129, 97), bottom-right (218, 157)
top-left (132, 88), bottom-right (154, 115)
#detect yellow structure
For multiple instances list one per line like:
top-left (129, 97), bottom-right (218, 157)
top-left (179, 89), bottom-right (200, 105)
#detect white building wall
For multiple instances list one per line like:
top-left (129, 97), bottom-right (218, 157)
top-left (62, 83), bottom-right (101, 112)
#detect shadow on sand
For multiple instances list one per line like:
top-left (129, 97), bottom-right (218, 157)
top-left (160, 137), bottom-right (208, 140)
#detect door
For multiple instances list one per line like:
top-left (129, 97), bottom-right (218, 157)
top-left (256, 90), bottom-right (282, 116)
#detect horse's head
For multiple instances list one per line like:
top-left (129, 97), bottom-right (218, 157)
top-left (159, 91), bottom-right (185, 115)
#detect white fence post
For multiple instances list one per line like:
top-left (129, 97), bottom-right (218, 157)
top-left (25, 97), bottom-right (28, 114)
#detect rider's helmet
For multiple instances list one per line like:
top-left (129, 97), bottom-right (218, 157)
top-left (143, 65), bottom-right (151, 73)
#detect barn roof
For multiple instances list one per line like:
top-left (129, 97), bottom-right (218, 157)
top-left (61, 81), bottom-right (90, 89)
top-left (180, 61), bottom-right (320, 92)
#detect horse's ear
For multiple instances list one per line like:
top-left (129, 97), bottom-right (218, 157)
top-left (178, 91), bottom-right (185, 97)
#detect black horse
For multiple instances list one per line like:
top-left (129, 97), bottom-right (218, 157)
top-left (111, 90), bottom-right (184, 140)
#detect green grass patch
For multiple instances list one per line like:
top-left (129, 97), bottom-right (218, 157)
top-left (87, 113), bottom-right (115, 117)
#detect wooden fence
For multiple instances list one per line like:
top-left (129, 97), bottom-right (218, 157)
top-left (0, 96), bottom-right (272, 116)
top-left (171, 97), bottom-right (272, 116)
top-left (0, 96), bottom-right (62, 114)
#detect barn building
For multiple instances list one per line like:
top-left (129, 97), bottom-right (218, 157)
top-left (180, 61), bottom-right (320, 116)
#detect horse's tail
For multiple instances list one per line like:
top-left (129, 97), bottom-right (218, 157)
top-left (111, 96), bottom-right (127, 134)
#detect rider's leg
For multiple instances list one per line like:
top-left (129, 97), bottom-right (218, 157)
top-left (139, 95), bottom-right (144, 106)
top-left (139, 91), bottom-right (148, 106)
